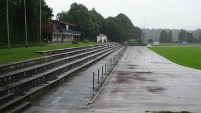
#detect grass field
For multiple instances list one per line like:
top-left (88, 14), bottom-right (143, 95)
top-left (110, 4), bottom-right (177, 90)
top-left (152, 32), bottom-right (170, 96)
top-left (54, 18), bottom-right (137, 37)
top-left (148, 45), bottom-right (201, 70)
top-left (0, 42), bottom-right (100, 64)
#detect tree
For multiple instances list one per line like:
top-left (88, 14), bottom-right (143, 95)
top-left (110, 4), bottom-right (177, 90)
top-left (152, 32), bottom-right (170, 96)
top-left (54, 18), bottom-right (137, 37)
top-left (178, 29), bottom-right (187, 43)
top-left (186, 32), bottom-right (194, 43)
top-left (56, 11), bottom-right (68, 21)
top-left (90, 8), bottom-right (105, 34)
top-left (167, 30), bottom-right (172, 43)
top-left (104, 17), bottom-right (124, 42)
top-left (159, 30), bottom-right (173, 43)
top-left (133, 26), bottom-right (142, 40)
top-left (0, 0), bottom-right (7, 45)
top-left (115, 13), bottom-right (135, 42)
top-left (0, 0), bottom-right (53, 46)
top-left (148, 38), bottom-right (153, 43)
top-left (159, 30), bottom-right (168, 43)
top-left (57, 3), bottom-right (97, 41)
top-left (199, 33), bottom-right (201, 43)
top-left (56, 2), bottom-right (140, 43)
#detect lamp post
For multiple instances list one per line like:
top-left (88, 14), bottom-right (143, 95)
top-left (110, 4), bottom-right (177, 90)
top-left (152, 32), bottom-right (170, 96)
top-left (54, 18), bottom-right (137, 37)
top-left (7, 0), bottom-right (10, 50)
top-left (24, 0), bottom-right (28, 48)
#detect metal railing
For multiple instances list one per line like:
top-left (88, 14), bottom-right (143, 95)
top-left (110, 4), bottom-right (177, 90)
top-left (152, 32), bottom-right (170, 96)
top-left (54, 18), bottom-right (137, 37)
top-left (92, 47), bottom-right (127, 90)
top-left (62, 29), bottom-right (81, 35)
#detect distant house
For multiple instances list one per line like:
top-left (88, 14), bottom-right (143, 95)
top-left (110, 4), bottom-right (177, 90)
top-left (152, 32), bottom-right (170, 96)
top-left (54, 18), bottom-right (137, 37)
top-left (153, 41), bottom-right (160, 46)
top-left (182, 41), bottom-right (187, 44)
top-left (42, 20), bottom-right (81, 42)
top-left (96, 34), bottom-right (107, 43)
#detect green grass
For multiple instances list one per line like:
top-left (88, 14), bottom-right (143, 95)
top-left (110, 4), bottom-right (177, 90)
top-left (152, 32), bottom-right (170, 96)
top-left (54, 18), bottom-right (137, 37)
top-left (150, 111), bottom-right (191, 113)
top-left (148, 45), bottom-right (201, 70)
top-left (146, 42), bottom-right (201, 47)
top-left (0, 42), bottom-right (101, 64)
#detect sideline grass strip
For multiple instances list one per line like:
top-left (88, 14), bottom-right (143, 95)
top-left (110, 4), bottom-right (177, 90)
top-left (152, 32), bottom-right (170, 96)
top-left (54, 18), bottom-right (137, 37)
top-left (148, 46), bottom-right (201, 70)
top-left (0, 42), bottom-right (100, 64)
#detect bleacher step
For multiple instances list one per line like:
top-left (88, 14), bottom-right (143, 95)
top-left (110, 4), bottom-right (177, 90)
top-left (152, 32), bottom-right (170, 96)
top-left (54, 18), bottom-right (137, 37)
top-left (0, 93), bottom-right (15, 105)
top-left (0, 95), bottom-right (27, 113)
top-left (6, 102), bottom-right (31, 113)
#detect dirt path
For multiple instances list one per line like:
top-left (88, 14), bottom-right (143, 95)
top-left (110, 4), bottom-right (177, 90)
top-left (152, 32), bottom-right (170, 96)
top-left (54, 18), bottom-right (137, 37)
top-left (90, 46), bottom-right (201, 113)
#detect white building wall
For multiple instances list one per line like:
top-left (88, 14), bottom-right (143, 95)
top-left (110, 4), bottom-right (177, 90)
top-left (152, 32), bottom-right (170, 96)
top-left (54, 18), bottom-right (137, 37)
top-left (153, 41), bottom-right (160, 45)
top-left (97, 36), bottom-right (107, 42)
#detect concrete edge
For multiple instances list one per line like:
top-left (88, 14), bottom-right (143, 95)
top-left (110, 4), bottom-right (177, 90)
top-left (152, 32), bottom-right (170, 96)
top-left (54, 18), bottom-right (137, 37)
top-left (83, 48), bottom-right (126, 109)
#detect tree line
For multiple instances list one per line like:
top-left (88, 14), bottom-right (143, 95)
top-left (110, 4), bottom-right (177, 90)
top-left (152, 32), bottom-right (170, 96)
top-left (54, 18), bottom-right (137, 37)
top-left (0, 0), bottom-right (53, 47)
top-left (1, 1), bottom-right (142, 47)
top-left (146, 28), bottom-right (201, 43)
top-left (158, 30), bottom-right (172, 43)
top-left (157, 29), bottom-right (201, 43)
top-left (56, 2), bottom-right (142, 43)
top-left (178, 29), bottom-right (201, 43)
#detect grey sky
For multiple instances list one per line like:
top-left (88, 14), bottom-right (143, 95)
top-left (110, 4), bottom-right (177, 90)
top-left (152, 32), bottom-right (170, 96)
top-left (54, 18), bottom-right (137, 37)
top-left (45, 0), bottom-right (201, 30)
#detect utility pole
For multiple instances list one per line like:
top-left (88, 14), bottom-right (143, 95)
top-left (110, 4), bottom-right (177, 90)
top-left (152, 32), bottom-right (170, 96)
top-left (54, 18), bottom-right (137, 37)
top-left (144, 18), bottom-right (146, 42)
top-left (141, 22), bottom-right (144, 41)
top-left (24, 0), bottom-right (28, 48)
top-left (39, 0), bottom-right (42, 46)
top-left (7, 0), bottom-right (10, 50)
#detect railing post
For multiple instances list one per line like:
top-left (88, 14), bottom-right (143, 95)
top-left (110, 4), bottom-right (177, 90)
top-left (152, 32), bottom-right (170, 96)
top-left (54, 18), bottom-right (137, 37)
top-left (111, 58), bottom-right (112, 67)
top-left (98, 69), bottom-right (99, 83)
top-left (102, 66), bottom-right (103, 78)
top-left (105, 63), bottom-right (107, 75)
top-left (93, 72), bottom-right (95, 90)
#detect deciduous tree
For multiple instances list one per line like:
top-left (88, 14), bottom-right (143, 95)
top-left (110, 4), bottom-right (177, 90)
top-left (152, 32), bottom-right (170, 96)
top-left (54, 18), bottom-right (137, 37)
top-left (56, 2), bottom-right (141, 43)
top-left (90, 8), bottom-right (105, 34)
top-left (186, 32), bottom-right (194, 43)
top-left (178, 29), bottom-right (187, 43)
top-left (0, 0), bottom-right (53, 46)
top-left (159, 30), bottom-right (168, 43)
top-left (168, 30), bottom-right (172, 43)
top-left (104, 17), bottom-right (124, 42)
top-left (116, 13), bottom-right (135, 42)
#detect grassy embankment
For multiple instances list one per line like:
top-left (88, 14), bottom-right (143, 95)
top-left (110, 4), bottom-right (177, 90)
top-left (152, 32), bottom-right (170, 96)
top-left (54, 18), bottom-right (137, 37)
top-left (0, 42), bottom-right (101, 64)
top-left (148, 45), bottom-right (201, 70)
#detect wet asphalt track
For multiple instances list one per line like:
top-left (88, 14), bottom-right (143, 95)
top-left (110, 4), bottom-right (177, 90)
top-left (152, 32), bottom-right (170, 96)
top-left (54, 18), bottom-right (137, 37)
top-left (25, 46), bottom-right (201, 113)
top-left (90, 46), bottom-right (201, 113)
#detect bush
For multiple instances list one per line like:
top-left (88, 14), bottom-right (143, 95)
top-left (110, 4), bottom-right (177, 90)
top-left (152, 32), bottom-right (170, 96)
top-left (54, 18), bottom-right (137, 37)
top-left (128, 40), bottom-right (147, 46)
top-left (82, 39), bottom-right (88, 43)
top-left (72, 40), bottom-right (79, 44)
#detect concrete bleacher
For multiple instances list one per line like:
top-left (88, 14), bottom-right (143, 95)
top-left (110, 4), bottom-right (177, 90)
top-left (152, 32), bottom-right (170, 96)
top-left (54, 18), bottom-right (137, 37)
top-left (0, 45), bottom-right (107, 74)
top-left (0, 43), bottom-right (123, 113)
top-left (0, 46), bottom-right (109, 86)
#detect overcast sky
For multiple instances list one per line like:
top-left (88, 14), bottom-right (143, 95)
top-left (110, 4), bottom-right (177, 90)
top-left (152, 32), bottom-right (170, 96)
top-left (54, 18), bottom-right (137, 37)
top-left (45, 0), bottom-right (201, 30)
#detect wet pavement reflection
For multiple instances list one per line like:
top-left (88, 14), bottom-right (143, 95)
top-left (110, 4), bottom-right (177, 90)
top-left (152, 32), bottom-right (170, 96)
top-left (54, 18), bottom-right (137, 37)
top-left (90, 46), bottom-right (201, 113)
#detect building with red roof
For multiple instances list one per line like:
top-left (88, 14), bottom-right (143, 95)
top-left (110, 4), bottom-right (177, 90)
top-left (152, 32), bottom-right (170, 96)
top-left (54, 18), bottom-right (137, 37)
top-left (42, 20), bottom-right (81, 42)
